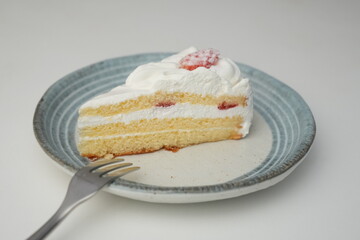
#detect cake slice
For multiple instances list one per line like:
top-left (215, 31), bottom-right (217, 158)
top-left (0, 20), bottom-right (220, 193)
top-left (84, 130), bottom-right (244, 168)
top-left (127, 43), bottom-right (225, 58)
top-left (77, 47), bottom-right (253, 159)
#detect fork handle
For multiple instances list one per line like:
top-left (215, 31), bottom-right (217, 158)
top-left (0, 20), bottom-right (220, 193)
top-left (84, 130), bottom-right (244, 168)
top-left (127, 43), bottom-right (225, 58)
top-left (27, 201), bottom-right (74, 240)
top-left (27, 179), bottom-right (98, 240)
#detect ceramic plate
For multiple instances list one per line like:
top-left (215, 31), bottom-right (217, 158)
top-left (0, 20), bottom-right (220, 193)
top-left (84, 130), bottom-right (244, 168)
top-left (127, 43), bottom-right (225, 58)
top-left (33, 53), bottom-right (315, 203)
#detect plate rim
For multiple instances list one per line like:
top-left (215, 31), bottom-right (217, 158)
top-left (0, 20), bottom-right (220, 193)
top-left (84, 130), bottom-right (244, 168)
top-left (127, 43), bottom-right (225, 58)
top-left (33, 52), bottom-right (316, 201)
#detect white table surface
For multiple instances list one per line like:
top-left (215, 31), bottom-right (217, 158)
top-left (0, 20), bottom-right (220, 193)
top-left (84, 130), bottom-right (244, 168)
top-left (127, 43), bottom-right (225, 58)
top-left (1, 0), bottom-right (359, 239)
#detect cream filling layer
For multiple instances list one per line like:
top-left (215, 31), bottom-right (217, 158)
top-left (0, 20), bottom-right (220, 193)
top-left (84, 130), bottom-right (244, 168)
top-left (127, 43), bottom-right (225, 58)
top-left (78, 102), bottom-right (253, 138)
top-left (80, 127), bottom-right (235, 141)
top-left (78, 103), bottom-right (251, 126)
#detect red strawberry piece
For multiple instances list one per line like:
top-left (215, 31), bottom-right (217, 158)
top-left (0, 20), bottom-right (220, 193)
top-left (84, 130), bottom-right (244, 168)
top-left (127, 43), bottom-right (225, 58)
top-left (155, 101), bottom-right (176, 107)
top-left (218, 102), bottom-right (239, 110)
top-left (179, 48), bottom-right (220, 71)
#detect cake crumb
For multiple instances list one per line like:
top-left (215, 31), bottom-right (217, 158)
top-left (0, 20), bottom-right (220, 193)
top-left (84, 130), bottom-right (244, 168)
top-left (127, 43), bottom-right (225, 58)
top-left (164, 146), bottom-right (181, 152)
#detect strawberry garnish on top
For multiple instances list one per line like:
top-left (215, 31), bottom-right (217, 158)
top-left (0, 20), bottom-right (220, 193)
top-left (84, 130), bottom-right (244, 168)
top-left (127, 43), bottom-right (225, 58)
top-left (179, 48), bottom-right (220, 71)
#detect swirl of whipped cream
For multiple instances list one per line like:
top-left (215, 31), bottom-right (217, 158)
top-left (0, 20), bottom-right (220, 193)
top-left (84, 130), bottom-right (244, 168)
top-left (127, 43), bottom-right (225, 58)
top-left (125, 47), bottom-right (249, 96)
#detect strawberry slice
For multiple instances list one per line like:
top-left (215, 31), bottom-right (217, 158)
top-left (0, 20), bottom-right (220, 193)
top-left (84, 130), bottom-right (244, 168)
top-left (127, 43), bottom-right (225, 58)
top-left (179, 48), bottom-right (220, 71)
top-left (218, 102), bottom-right (239, 110)
top-left (155, 101), bottom-right (175, 107)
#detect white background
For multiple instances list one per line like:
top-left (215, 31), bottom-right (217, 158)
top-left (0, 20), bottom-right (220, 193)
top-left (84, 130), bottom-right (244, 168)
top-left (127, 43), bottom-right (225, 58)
top-left (1, 0), bottom-right (359, 239)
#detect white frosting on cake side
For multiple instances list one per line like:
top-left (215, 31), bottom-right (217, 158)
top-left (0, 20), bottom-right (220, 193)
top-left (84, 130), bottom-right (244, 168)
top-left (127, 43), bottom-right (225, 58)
top-left (80, 47), bottom-right (252, 109)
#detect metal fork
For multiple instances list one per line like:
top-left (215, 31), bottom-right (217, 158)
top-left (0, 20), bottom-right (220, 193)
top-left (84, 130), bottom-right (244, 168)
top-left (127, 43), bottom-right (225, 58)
top-left (27, 158), bottom-right (139, 240)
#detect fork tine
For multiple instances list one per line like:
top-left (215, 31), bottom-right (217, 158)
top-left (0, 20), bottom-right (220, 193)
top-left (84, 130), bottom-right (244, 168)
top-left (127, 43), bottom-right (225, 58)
top-left (99, 163), bottom-right (134, 176)
top-left (87, 158), bottom-right (124, 167)
top-left (102, 166), bottom-right (140, 178)
top-left (94, 162), bottom-right (133, 172)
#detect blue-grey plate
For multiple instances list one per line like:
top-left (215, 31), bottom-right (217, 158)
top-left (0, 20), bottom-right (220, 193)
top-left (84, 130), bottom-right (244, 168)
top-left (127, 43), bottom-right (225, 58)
top-left (33, 53), bottom-right (315, 203)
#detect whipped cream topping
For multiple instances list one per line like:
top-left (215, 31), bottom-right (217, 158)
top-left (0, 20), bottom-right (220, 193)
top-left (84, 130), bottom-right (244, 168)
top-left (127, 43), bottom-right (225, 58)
top-left (80, 47), bottom-right (252, 109)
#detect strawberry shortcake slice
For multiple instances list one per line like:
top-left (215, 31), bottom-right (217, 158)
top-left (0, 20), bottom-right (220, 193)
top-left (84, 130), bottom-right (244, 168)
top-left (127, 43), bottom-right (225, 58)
top-left (77, 47), bottom-right (253, 159)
